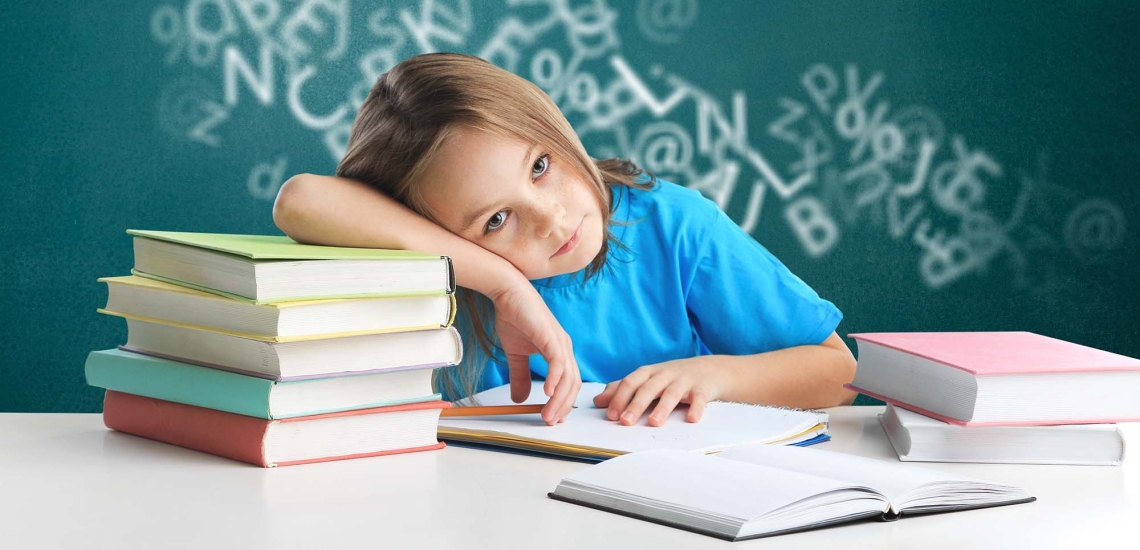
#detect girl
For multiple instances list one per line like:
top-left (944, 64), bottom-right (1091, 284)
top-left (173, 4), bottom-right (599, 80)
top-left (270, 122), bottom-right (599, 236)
top-left (273, 53), bottom-right (856, 427)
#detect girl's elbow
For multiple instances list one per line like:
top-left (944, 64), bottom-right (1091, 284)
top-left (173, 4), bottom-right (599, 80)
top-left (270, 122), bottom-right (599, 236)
top-left (273, 174), bottom-right (315, 239)
top-left (829, 351), bottom-right (858, 407)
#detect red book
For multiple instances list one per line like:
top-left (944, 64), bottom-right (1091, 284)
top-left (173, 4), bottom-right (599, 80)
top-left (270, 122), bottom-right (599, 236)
top-left (846, 332), bottom-right (1140, 426)
top-left (102, 390), bottom-right (448, 467)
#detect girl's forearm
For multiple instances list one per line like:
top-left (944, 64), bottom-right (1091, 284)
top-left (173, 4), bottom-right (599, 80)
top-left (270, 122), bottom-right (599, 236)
top-left (713, 340), bottom-right (857, 409)
top-left (273, 173), bottom-right (526, 298)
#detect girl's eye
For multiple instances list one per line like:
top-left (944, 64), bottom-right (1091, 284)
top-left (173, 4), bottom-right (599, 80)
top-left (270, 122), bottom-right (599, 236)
top-left (532, 154), bottom-right (551, 180)
top-left (485, 210), bottom-right (510, 233)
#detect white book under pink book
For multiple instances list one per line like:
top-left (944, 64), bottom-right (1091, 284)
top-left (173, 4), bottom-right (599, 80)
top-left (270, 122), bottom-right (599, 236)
top-left (846, 331), bottom-right (1140, 426)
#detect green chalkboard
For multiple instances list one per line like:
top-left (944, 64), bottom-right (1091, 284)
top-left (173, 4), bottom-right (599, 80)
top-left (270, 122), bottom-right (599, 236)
top-left (3, 0), bottom-right (1138, 412)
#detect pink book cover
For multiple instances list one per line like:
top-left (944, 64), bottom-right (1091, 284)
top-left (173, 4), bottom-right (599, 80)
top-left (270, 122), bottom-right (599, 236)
top-left (848, 331), bottom-right (1140, 376)
top-left (845, 331), bottom-right (1140, 426)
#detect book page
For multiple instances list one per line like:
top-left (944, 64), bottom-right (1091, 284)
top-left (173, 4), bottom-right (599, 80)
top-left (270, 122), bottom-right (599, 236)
top-left (715, 444), bottom-right (982, 502)
top-left (442, 382), bottom-right (826, 454)
top-left (560, 449), bottom-right (883, 521)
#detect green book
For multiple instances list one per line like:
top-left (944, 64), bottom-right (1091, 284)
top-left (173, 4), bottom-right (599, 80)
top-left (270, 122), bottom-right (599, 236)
top-left (85, 348), bottom-right (441, 419)
top-left (127, 230), bottom-right (455, 304)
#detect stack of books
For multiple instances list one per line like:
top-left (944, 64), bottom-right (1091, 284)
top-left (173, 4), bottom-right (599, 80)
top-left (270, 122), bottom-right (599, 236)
top-left (86, 230), bottom-right (463, 467)
top-left (846, 331), bottom-right (1139, 465)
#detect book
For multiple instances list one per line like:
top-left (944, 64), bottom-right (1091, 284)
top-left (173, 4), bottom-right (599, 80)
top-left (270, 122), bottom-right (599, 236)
top-left (880, 404), bottom-right (1126, 465)
top-left (128, 230), bottom-right (455, 304)
top-left (121, 318), bottom-right (462, 380)
top-left (438, 382), bottom-right (829, 461)
top-left (86, 348), bottom-right (441, 419)
top-left (98, 276), bottom-right (456, 342)
top-left (101, 390), bottom-right (448, 467)
top-left (847, 332), bottom-right (1140, 426)
top-left (549, 445), bottom-right (1034, 541)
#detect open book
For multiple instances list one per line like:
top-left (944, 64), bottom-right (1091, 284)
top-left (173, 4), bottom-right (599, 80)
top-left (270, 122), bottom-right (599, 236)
top-left (550, 445), bottom-right (1034, 541)
top-left (438, 382), bottom-right (829, 461)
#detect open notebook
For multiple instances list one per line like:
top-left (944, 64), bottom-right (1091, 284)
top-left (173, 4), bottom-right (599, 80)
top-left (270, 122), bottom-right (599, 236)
top-left (550, 445), bottom-right (1034, 541)
top-left (438, 382), bottom-right (829, 461)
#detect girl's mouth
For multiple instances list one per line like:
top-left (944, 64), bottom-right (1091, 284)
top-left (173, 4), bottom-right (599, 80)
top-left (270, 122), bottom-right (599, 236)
top-left (552, 220), bottom-right (583, 258)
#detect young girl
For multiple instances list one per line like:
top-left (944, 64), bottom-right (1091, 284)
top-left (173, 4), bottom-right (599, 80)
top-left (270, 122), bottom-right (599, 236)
top-left (273, 53), bottom-right (856, 427)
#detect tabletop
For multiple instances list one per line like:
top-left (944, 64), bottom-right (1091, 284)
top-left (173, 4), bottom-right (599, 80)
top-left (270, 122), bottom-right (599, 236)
top-left (2, 407), bottom-right (1135, 549)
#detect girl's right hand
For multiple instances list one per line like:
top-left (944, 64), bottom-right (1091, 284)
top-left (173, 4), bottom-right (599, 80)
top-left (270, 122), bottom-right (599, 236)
top-left (489, 283), bottom-right (581, 426)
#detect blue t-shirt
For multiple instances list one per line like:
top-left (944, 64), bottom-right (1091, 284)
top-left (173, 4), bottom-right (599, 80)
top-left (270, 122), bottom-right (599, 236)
top-left (474, 179), bottom-right (842, 392)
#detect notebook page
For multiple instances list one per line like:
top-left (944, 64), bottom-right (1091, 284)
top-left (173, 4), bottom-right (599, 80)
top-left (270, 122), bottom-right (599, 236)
top-left (443, 382), bottom-right (825, 454)
top-left (715, 444), bottom-right (981, 502)
top-left (560, 449), bottom-right (874, 521)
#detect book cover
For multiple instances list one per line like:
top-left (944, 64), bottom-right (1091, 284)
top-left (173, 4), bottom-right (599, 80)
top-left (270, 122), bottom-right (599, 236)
top-left (102, 391), bottom-right (449, 467)
top-left (86, 348), bottom-right (441, 419)
top-left (849, 332), bottom-right (1140, 376)
top-left (128, 230), bottom-right (441, 260)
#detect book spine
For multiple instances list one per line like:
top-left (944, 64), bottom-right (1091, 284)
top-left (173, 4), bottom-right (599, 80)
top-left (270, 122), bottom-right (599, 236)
top-left (442, 255), bottom-right (456, 293)
top-left (102, 391), bottom-right (270, 467)
top-left (86, 349), bottom-right (274, 419)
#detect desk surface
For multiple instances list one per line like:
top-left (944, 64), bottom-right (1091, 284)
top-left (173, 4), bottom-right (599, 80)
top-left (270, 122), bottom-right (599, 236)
top-left (2, 407), bottom-right (1135, 549)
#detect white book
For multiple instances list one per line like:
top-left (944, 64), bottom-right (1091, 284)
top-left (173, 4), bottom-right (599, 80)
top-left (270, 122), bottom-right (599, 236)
top-left (122, 318), bottom-right (463, 380)
top-left (98, 276), bottom-right (455, 342)
top-left (550, 445), bottom-right (1034, 541)
top-left (439, 382), bottom-right (829, 461)
top-left (881, 404), bottom-right (1126, 466)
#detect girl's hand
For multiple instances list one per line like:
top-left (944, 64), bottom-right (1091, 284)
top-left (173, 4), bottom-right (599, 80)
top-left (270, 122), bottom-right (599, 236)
top-left (592, 357), bottom-right (728, 427)
top-left (490, 284), bottom-right (581, 426)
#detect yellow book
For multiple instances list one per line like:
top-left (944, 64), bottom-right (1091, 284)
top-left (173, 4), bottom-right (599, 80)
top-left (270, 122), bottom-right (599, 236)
top-left (98, 276), bottom-right (456, 343)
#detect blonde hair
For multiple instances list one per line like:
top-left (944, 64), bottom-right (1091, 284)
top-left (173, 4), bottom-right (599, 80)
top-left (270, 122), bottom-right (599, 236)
top-left (336, 52), bottom-right (654, 400)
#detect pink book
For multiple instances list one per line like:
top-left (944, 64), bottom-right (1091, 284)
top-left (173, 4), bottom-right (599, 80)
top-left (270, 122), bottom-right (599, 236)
top-left (103, 391), bottom-right (448, 467)
top-left (846, 332), bottom-right (1140, 426)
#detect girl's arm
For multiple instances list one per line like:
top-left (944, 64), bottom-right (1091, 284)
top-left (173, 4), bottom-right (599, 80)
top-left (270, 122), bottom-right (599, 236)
top-left (594, 332), bottom-right (857, 426)
top-left (273, 173), bottom-right (581, 424)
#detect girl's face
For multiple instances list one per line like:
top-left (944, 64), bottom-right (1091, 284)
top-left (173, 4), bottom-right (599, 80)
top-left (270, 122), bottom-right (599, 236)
top-left (418, 127), bottom-right (606, 280)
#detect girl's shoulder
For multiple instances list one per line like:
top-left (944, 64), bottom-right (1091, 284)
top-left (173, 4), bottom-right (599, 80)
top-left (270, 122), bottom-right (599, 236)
top-left (621, 178), bottom-right (721, 224)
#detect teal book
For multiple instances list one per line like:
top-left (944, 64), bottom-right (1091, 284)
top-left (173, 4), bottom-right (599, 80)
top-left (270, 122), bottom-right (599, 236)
top-left (85, 349), bottom-right (440, 419)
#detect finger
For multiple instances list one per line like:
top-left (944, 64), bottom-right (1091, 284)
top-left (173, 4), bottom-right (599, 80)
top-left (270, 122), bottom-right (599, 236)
top-left (647, 384), bottom-right (688, 427)
top-left (593, 382), bottom-right (620, 409)
top-left (541, 332), bottom-right (571, 398)
top-left (620, 374), bottom-right (673, 426)
top-left (545, 358), bottom-right (580, 425)
top-left (539, 354), bottom-right (568, 424)
top-left (686, 389), bottom-right (709, 423)
top-left (558, 375), bottom-right (581, 422)
top-left (506, 352), bottom-right (532, 404)
top-left (607, 368), bottom-right (651, 421)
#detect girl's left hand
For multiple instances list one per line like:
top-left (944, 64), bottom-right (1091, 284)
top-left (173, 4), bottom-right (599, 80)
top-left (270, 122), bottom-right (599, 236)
top-left (592, 357), bottom-right (728, 427)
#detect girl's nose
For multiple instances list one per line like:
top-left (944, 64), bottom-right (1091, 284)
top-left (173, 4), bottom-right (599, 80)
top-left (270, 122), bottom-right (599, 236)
top-left (534, 199), bottom-right (565, 239)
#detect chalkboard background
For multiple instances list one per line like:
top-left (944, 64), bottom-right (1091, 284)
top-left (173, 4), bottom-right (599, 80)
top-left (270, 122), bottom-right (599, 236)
top-left (3, 0), bottom-right (1138, 412)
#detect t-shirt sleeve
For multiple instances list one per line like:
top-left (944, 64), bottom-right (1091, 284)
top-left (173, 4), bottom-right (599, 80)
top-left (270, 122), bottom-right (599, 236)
top-left (684, 206), bottom-right (842, 355)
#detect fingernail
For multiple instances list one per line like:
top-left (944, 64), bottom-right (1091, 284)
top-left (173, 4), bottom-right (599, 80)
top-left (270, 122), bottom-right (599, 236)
top-left (620, 412), bottom-right (634, 423)
top-left (607, 410), bottom-right (617, 420)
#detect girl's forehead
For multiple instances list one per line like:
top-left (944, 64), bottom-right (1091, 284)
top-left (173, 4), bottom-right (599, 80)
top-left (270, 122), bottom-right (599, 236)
top-left (430, 129), bottom-right (535, 182)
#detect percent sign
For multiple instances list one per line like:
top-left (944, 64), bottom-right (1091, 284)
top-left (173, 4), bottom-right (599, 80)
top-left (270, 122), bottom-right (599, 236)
top-left (834, 66), bottom-right (904, 166)
top-left (150, 2), bottom-right (239, 67)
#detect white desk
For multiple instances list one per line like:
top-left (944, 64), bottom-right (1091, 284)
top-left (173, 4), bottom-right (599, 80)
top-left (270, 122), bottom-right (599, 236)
top-left (2, 407), bottom-right (1135, 549)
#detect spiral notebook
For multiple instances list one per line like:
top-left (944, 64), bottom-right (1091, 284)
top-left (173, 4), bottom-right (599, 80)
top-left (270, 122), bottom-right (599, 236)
top-left (437, 382), bottom-right (829, 461)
